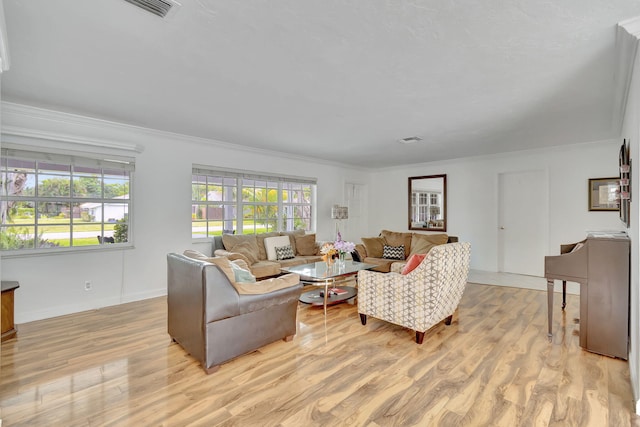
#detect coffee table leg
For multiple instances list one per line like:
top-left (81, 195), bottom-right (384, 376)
top-left (323, 280), bottom-right (329, 316)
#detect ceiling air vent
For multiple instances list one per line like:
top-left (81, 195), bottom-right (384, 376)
top-left (124, 0), bottom-right (180, 18)
top-left (398, 136), bottom-right (423, 144)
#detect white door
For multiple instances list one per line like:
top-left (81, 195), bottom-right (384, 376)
top-left (498, 170), bottom-right (547, 276)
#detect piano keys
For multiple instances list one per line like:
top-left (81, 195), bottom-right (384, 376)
top-left (544, 231), bottom-right (629, 359)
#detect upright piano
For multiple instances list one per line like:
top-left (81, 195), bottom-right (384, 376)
top-left (544, 231), bottom-right (629, 359)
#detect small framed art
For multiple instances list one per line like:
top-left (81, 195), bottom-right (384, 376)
top-left (588, 177), bottom-right (620, 211)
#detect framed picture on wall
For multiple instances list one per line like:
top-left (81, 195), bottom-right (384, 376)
top-left (588, 177), bottom-right (620, 211)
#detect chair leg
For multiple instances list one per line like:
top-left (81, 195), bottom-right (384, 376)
top-left (204, 364), bottom-right (220, 375)
top-left (360, 314), bottom-right (367, 325)
top-left (416, 331), bottom-right (425, 344)
top-left (444, 314), bottom-right (453, 325)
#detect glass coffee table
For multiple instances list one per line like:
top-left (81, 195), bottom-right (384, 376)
top-left (281, 260), bottom-right (376, 315)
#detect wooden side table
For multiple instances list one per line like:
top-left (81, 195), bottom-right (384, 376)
top-left (1, 281), bottom-right (19, 342)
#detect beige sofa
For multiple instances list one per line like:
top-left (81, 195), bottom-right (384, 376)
top-left (355, 230), bottom-right (458, 273)
top-left (213, 231), bottom-right (323, 279)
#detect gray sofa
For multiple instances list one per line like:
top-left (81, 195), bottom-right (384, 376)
top-left (167, 253), bottom-right (302, 374)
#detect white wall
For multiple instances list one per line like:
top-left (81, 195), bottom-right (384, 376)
top-left (0, 103), bottom-right (369, 323)
top-left (367, 141), bottom-right (626, 273)
top-left (621, 35), bottom-right (640, 415)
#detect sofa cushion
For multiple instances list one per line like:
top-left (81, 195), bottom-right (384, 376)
top-left (381, 230), bottom-right (412, 258)
top-left (264, 235), bottom-right (291, 260)
top-left (251, 260), bottom-right (282, 278)
top-left (361, 237), bottom-right (386, 258)
top-left (280, 230), bottom-right (305, 254)
top-left (256, 232), bottom-right (281, 260)
top-left (401, 254), bottom-right (426, 275)
top-left (409, 233), bottom-right (448, 256)
top-left (295, 233), bottom-right (317, 256)
top-left (363, 257), bottom-right (395, 273)
top-left (383, 244), bottom-right (405, 260)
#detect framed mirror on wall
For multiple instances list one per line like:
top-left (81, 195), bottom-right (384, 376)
top-left (408, 174), bottom-right (447, 232)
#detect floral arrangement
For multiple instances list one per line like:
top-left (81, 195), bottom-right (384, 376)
top-left (334, 232), bottom-right (355, 255)
top-left (321, 233), bottom-right (355, 264)
top-left (320, 242), bottom-right (337, 263)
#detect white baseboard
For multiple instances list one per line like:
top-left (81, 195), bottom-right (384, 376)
top-left (468, 269), bottom-right (580, 295)
top-left (16, 288), bottom-right (167, 324)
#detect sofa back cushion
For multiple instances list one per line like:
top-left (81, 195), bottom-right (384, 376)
top-left (381, 230), bottom-right (412, 258)
top-left (362, 236), bottom-right (386, 258)
top-left (280, 230), bottom-right (306, 254)
top-left (222, 234), bottom-right (260, 264)
top-left (295, 233), bottom-right (317, 256)
top-left (409, 233), bottom-right (449, 256)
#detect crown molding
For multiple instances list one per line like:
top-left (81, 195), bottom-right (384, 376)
top-left (613, 17), bottom-right (640, 135)
top-left (1, 101), bottom-right (370, 171)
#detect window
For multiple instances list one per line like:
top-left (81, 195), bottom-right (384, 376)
top-left (192, 167), bottom-right (315, 238)
top-left (1, 147), bottom-right (134, 253)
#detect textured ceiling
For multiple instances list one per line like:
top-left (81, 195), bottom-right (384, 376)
top-left (2, 0), bottom-right (640, 168)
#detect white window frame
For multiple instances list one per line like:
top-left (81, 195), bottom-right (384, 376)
top-left (192, 166), bottom-right (316, 239)
top-left (1, 145), bottom-right (135, 256)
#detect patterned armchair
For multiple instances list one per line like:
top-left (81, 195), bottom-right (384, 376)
top-left (357, 242), bottom-right (471, 343)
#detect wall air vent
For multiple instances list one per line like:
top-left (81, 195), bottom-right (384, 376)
top-left (124, 0), bottom-right (180, 18)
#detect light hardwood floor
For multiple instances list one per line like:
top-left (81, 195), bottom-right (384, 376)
top-left (1, 283), bottom-right (638, 426)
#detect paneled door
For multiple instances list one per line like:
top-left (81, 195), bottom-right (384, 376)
top-left (498, 170), bottom-right (548, 276)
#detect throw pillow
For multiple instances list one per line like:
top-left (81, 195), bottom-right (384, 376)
top-left (361, 237), bottom-right (386, 258)
top-left (401, 254), bottom-right (427, 275)
top-left (264, 235), bottom-right (291, 260)
top-left (183, 249), bottom-right (210, 261)
top-left (409, 233), bottom-right (449, 256)
top-left (208, 256), bottom-right (236, 284)
top-left (381, 230), bottom-right (412, 258)
top-left (221, 234), bottom-right (260, 265)
top-left (275, 245), bottom-right (295, 260)
top-left (295, 233), bottom-right (317, 256)
top-left (230, 262), bottom-right (256, 283)
top-left (383, 244), bottom-right (405, 260)
top-left (256, 231), bottom-right (280, 260)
